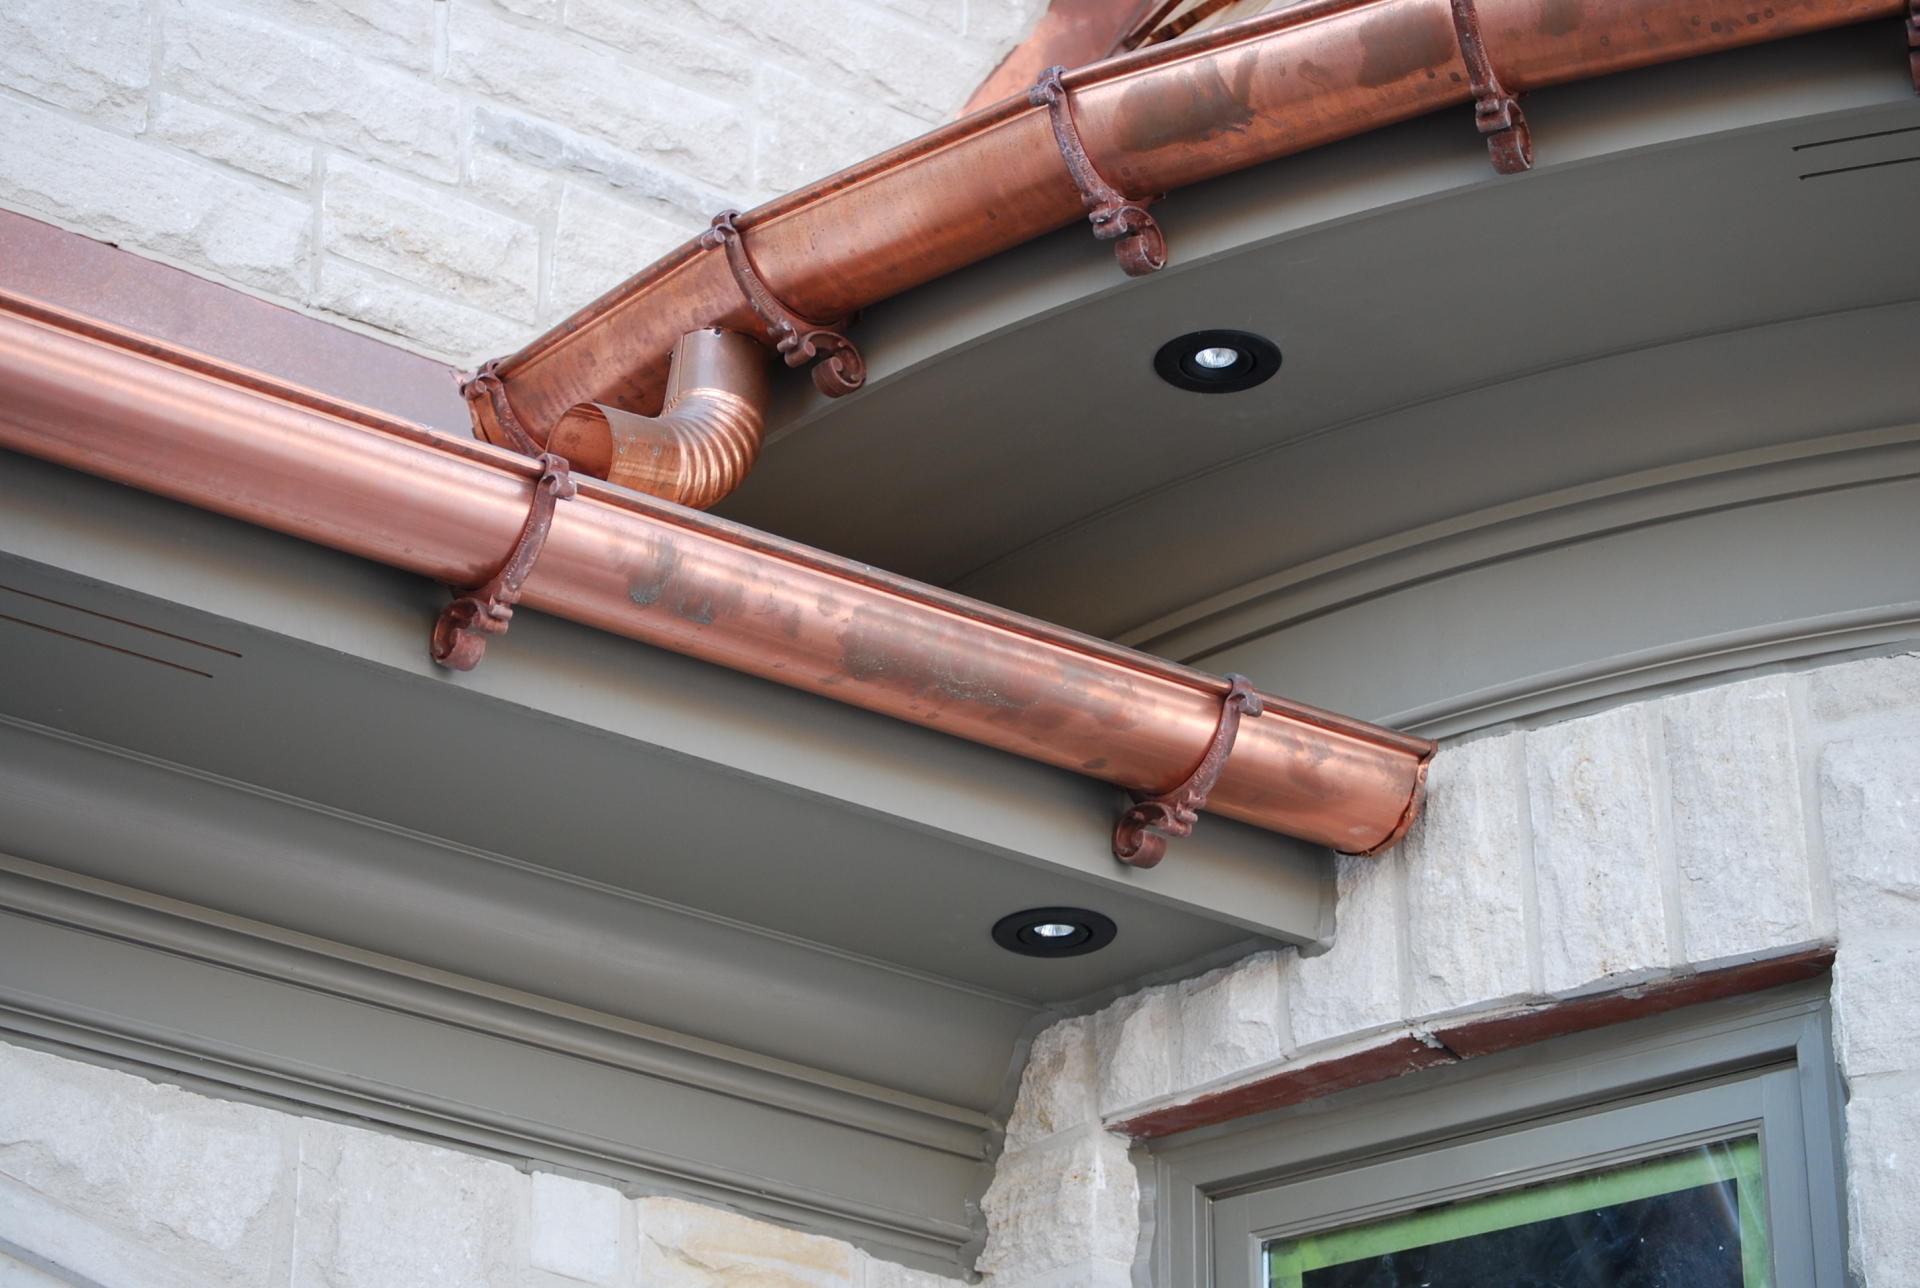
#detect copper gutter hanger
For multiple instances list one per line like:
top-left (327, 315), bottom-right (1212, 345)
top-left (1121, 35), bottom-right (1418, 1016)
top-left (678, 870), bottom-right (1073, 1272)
top-left (703, 211), bottom-right (866, 397)
top-left (1031, 65), bottom-right (1169, 276)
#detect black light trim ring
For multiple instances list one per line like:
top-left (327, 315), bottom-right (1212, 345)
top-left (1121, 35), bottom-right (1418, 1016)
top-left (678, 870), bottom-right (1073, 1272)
top-left (1154, 329), bottom-right (1281, 393)
top-left (992, 907), bottom-right (1118, 958)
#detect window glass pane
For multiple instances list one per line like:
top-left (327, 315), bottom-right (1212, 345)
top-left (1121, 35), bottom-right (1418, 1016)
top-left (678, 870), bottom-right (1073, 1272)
top-left (1267, 1136), bottom-right (1768, 1288)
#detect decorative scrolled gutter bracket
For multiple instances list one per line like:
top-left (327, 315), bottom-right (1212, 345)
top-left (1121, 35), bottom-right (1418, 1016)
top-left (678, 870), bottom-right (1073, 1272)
top-left (1449, 0), bottom-right (1533, 173)
top-left (431, 453), bottom-right (575, 671)
top-left (702, 212), bottom-right (866, 397)
top-left (1114, 674), bottom-right (1263, 867)
top-left (1909, 0), bottom-right (1919, 89)
top-left (463, 361), bottom-right (544, 457)
top-left (1031, 65), bottom-right (1168, 276)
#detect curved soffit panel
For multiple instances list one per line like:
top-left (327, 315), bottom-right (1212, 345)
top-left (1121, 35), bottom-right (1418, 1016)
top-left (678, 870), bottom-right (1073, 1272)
top-left (716, 22), bottom-right (1920, 736)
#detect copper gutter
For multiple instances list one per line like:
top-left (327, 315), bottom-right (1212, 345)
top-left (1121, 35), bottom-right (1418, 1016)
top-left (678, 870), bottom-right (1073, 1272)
top-left (473, 0), bottom-right (1903, 446)
top-left (0, 288), bottom-right (1430, 857)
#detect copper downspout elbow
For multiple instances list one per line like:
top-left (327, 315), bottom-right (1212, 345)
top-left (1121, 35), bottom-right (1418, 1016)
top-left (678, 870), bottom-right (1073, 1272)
top-left (547, 329), bottom-right (770, 510)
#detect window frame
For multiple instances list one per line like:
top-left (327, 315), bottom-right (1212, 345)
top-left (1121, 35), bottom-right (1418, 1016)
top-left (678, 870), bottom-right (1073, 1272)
top-left (1136, 979), bottom-right (1846, 1288)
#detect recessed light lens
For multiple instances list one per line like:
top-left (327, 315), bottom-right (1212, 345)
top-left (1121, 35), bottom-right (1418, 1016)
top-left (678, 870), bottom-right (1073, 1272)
top-left (1154, 330), bottom-right (1281, 393)
top-left (993, 907), bottom-right (1118, 957)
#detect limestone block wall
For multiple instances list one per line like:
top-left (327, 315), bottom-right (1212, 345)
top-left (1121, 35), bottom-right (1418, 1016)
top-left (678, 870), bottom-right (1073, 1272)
top-left (0, 1038), bottom-right (964, 1288)
top-left (0, 0), bottom-right (1044, 366)
top-left (981, 655), bottom-right (1920, 1288)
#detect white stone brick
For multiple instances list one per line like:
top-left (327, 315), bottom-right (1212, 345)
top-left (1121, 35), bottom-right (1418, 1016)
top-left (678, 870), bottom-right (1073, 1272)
top-left (0, 95), bottom-right (311, 299)
top-left (857, 1249), bottom-right (966, 1288)
top-left (315, 258), bottom-right (530, 362)
top-left (564, 0), bottom-right (758, 98)
top-left (1663, 678), bottom-right (1815, 961)
top-left (324, 158), bottom-right (540, 320)
top-left (871, 0), bottom-right (966, 39)
top-left (150, 94), bottom-right (315, 187)
top-left (552, 183), bottom-right (698, 317)
top-left (447, 6), bottom-right (748, 193)
top-left (1004, 1015), bottom-right (1099, 1151)
top-left (1833, 937), bottom-right (1920, 1079)
top-left (1843, 1088), bottom-right (1920, 1288)
top-left (163, 0), bottom-right (462, 182)
top-left (467, 147), bottom-right (564, 219)
top-left (635, 0), bottom-right (995, 123)
top-left (290, 1118), bottom-right (522, 1288)
top-left (1404, 733), bottom-right (1531, 1016)
top-left (1094, 983), bottom-right (1177, 1115)
top-left (1173, 951), bottom-right (1286, 1092)
top-left (0, 1169), bottom-right (213, 1288)
top-left (977, 1127), bottom-right (1137, 1285)
top-left (964, 0), bottom-right (1048, 45)
top-left (496, 0), bottom-right (560, 21)
top-left (0, 1246), bottom-right (71, 1288)
top-left (0, 0), bottom-right (151, 131)
top-left (0, 1042), bottom-right (289, 1288)
top-left (530, 1171), bottom-right (623, 1285)
top-left (1807, 653), bottom-right (1920, 725)
top-left (1526, 707), bottom-right (1670, 992)
top-left (638, 1195), bottom-right (852, 1288)
top-left (1289, 853), bottom-right (1404, 1048)
top-left (754, 64), bottom-right (935, 197)
top-left (217, 0), bottom-right (438, 73)
top-left (1820, 735), bottom-right (1920, 932)
top-left (473, 108), bottom-right (732, 227)
top-left (975, 1264), bottom-right (1135, 1288)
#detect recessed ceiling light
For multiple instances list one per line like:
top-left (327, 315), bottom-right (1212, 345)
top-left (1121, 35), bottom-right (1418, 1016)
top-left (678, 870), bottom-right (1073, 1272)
top-left (992, 907), bottom-right (1118, 958)
top-left (1155, 329), bottom-right (1281, 393)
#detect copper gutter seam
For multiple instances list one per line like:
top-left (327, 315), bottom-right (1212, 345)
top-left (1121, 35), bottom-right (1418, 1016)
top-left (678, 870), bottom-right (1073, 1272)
top-left (548, 328), bottom-right (772, 510)
top-left (474, 0), bottom-right (1903, 443)
top-left (0, 289), bottom-right (1432, 856)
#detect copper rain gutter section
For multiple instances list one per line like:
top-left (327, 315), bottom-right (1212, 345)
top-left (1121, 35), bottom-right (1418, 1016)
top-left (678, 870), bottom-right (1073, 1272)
top-left (470, 0), bottom-right (1904, 446)
top-left (0, 290), bottom-right (1433, 856)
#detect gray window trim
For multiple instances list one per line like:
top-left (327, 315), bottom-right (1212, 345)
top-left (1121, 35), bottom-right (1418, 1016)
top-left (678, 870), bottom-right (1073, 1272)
top-left (1136, 979), bottom-right (1846, 1288)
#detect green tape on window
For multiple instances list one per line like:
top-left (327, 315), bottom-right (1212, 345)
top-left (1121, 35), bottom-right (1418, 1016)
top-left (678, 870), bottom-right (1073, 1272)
top-left (1267, 1136), bottom-right (1769, 1288)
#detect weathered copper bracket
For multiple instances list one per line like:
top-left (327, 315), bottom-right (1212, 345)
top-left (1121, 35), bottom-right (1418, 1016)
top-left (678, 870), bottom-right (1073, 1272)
top-left (461, 360), bottom-right (544, 457)
top-left (1448, 0), bottom-right (1533, 174)
top-left (1030, 66), bottom-right (1168, 277)
top-left (1909, 0), bottom-right (1919, 90)
top-left (701, 212), bottom-right (865, 398)
top-left (1114, 675), bottom-right (1264, 868)
top-left (431, 453), bottom-right (575, 671)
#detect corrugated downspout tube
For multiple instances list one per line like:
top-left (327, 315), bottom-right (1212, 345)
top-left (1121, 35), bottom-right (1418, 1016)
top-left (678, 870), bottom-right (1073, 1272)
top-left (0, 290), bottom-right (1432, 856)
top-left (547, 328), bottom-right (771, 511)
top-left (473, 0), bottom-right (1904, 442)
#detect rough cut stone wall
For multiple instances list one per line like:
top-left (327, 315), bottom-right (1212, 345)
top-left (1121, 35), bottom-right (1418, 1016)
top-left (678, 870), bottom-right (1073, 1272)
top-left (0, 1039), bottom-right (962, 1288)
top-left (0, 0), bottom-right (1044, 366)
top-left (981, 655), bottom-right (1920, 1288)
